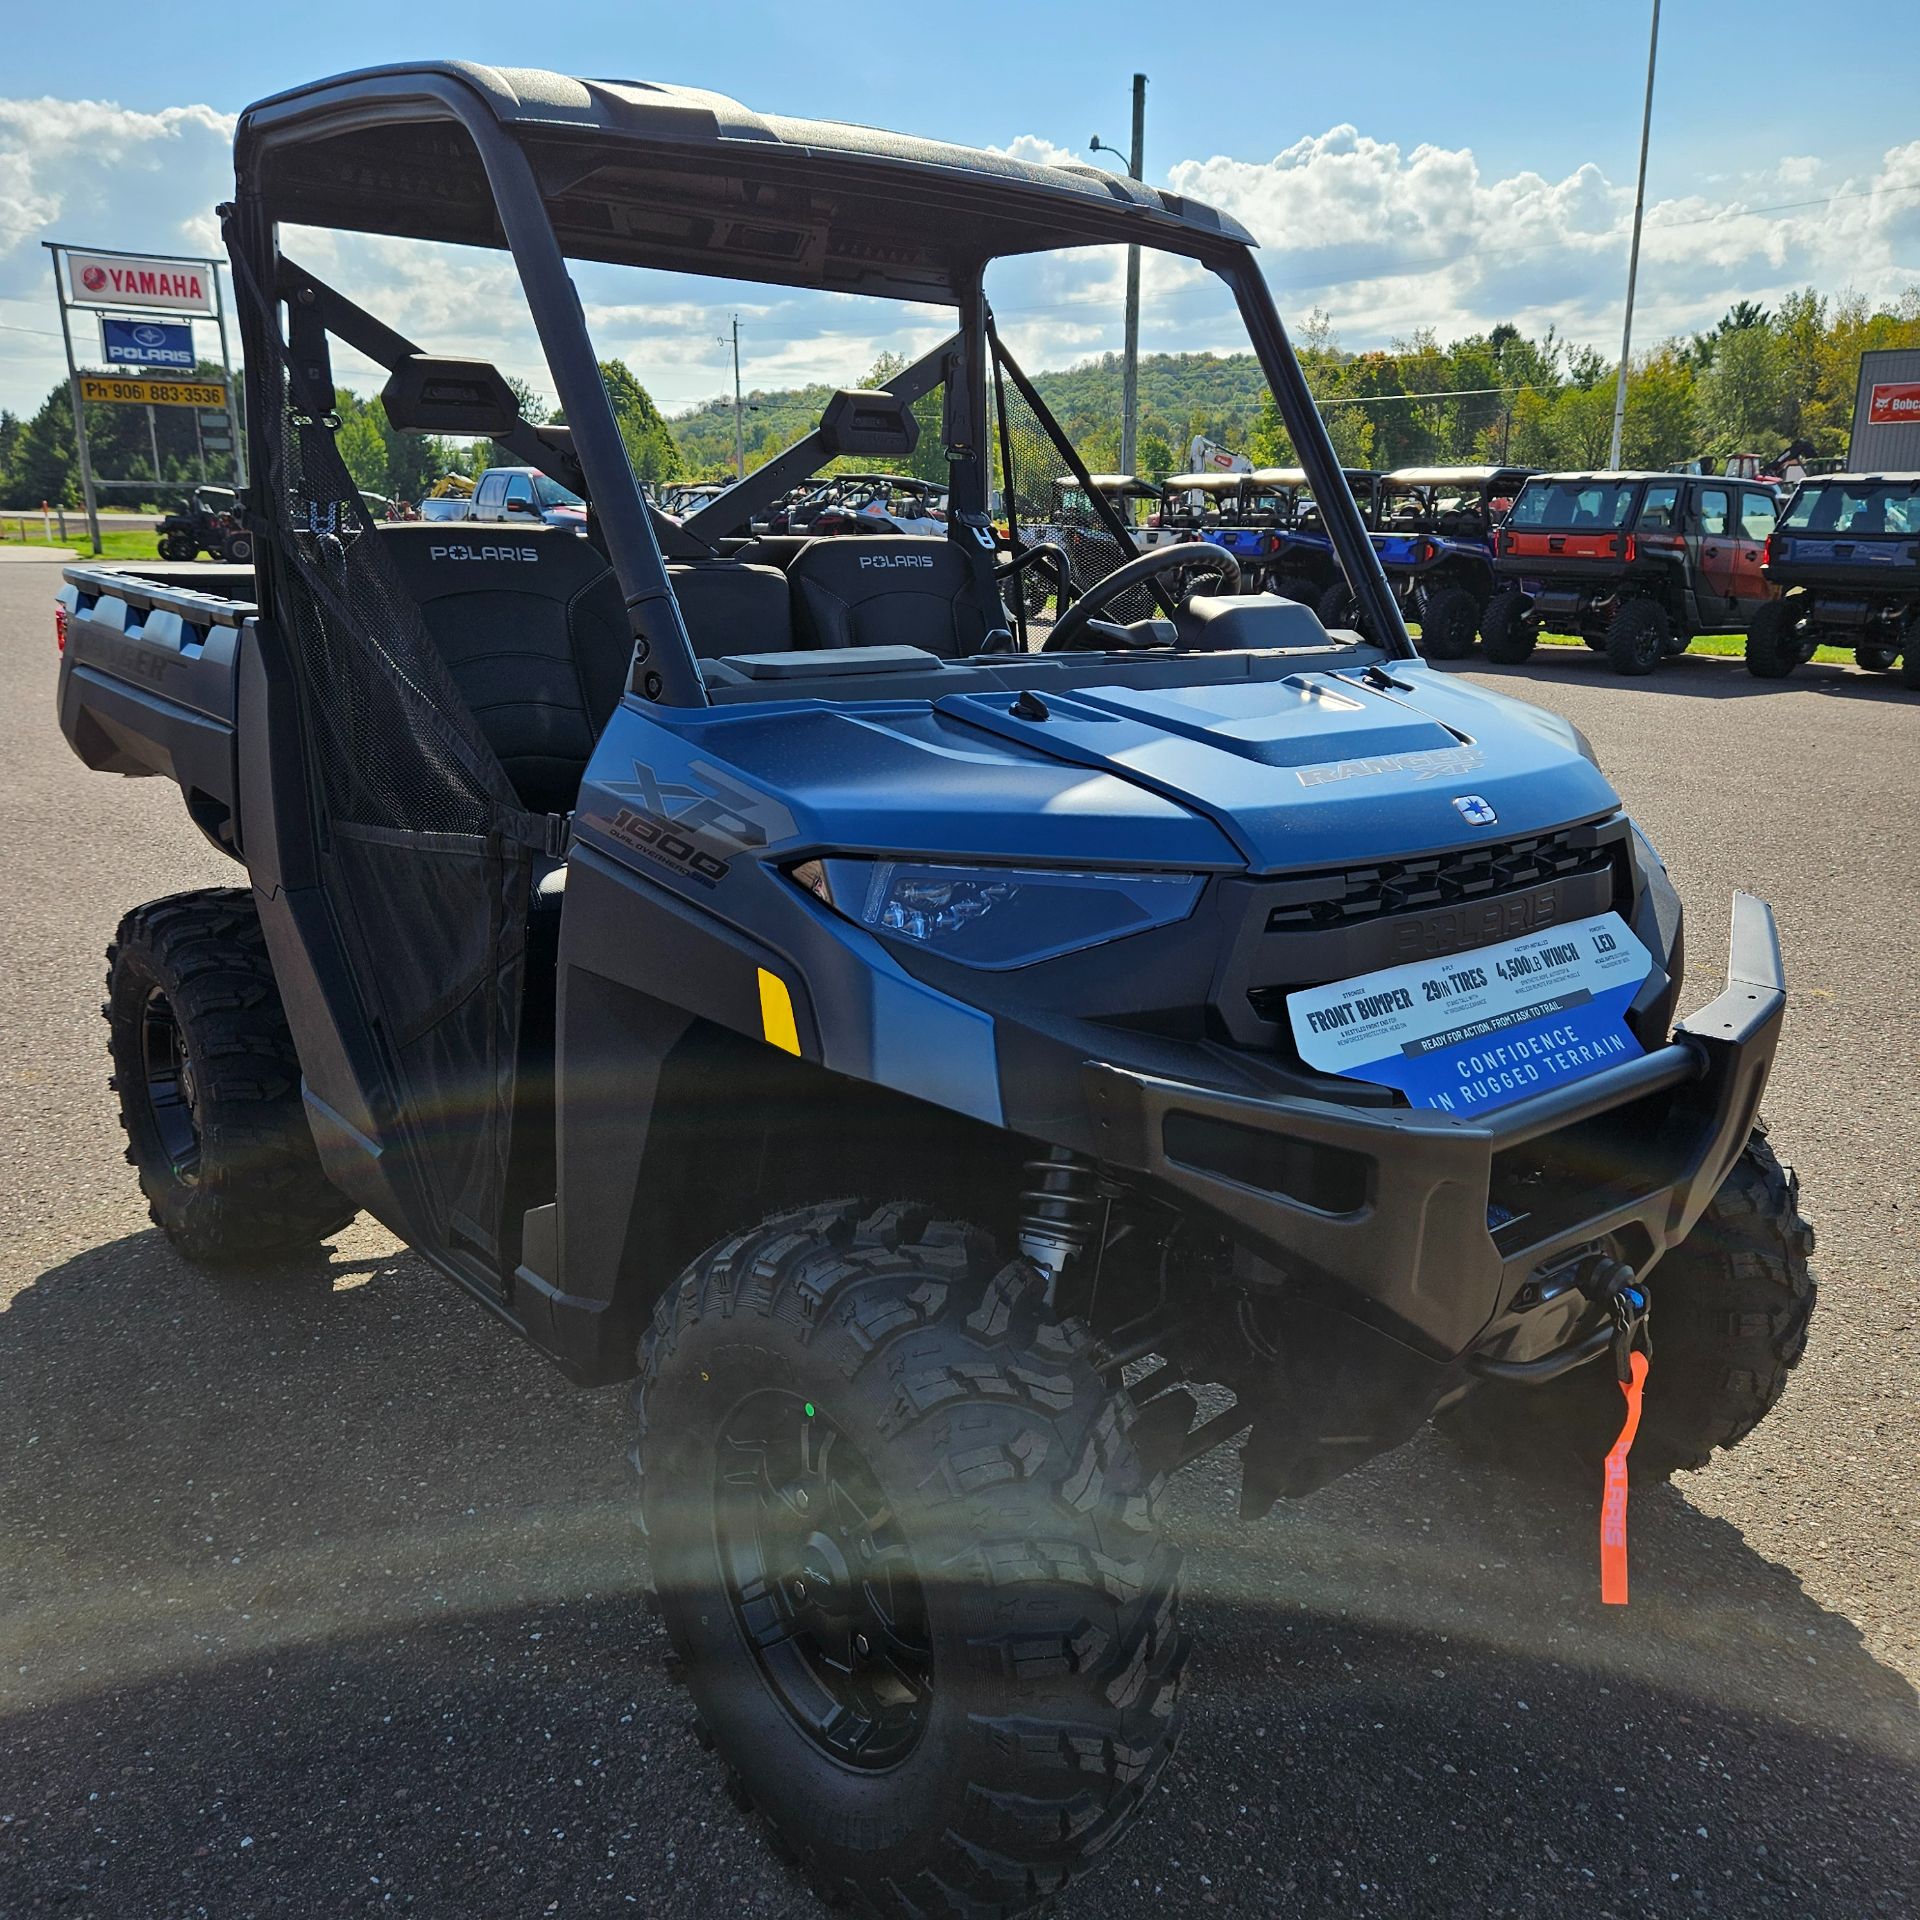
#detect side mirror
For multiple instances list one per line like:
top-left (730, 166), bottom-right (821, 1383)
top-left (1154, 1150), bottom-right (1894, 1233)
top-left (381, 355), bottom-right (521, 437)
top-left (506, 496), bottom-right (539, 516)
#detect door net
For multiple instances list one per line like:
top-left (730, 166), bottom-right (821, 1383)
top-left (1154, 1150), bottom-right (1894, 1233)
top-left (253, 299), bottom-right (557, 1267)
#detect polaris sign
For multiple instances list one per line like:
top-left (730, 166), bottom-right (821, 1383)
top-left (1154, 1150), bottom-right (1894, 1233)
top-left (99, 317), bottom-right (195, 370)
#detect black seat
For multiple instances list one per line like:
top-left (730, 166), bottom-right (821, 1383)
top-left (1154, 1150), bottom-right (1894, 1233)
top-left (785, 535), bottom-right (1001, 657)
top-left (380, 525), bottom-right (630, 814)
top-left (666, 558), bottom-right (792, 660)
top-left (380, 526), bottom-right (790, 812)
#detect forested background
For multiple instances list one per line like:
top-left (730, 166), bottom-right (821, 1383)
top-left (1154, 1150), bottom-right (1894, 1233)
top-left (5, 287), bottom-right (1917, 506)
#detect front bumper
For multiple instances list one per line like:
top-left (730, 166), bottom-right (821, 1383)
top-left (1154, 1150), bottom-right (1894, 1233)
top-left (1085, 892), bottom-right (1784, 1360)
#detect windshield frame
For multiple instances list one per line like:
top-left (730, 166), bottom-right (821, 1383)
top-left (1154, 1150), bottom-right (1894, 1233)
top-left (233, 70), bottom-right (1414, 708)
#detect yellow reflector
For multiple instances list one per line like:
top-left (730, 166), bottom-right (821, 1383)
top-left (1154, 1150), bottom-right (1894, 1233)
top-left (757, 968), bottom-right (801, 1055)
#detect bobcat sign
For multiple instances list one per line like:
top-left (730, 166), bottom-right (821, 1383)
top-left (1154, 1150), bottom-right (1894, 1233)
top-left (65, 252), bottom-right (216, 315)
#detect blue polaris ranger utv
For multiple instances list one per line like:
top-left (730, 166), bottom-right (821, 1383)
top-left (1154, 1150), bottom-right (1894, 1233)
top-left (1317, 464), bottom-right (1535, 659)
top-left (1747, 471), bottom-right (1920, 687)
top-left (55, 63), bottom-right (1814, 1918)
top-left (1253, 464), bottom-right (1381, 602)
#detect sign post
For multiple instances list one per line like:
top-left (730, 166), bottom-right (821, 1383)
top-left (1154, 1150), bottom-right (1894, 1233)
top-left (44, 242), bottom-right (244, 556)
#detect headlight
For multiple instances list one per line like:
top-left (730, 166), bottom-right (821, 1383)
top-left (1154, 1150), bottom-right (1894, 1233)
top-left (789, 858), bottom-right (1202, 969)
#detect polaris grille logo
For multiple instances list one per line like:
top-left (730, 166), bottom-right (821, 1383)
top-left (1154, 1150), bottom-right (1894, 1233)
top-left (429, 544), bottom-right (540, 562)
top-left (858, 552), bottom-right (935, 569)
top-left (1452, 795), bottom-right (1499, 826)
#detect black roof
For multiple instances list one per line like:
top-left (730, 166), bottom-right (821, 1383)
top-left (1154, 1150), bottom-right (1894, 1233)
top-left (237, 63), bottom-right (1254, 304)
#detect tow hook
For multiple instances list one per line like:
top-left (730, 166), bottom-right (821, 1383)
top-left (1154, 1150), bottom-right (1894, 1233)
top-left (1577, 1255), bottom-right (1652, 1381)
top-left (1466, 1253), bottom-right (1649, 1385)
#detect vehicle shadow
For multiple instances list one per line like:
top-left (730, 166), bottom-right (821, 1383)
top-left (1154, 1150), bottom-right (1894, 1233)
top-left (1452, 645), bottom-right (1920, 705)
top-left (2, 1231), bottom-right (1915, 1918)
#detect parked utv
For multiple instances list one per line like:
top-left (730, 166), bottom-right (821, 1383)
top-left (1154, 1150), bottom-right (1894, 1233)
top-left (1484, 470), bottom-right (1778, 674)
top-left (1318, 465), bottom-right (1534, 659)
top-left (1257, 465), bottom-right (1380, 603)
top-left (155, 483), bottom-right (253, 563)
top-left (1747, 471), bottom-right (1920, 688)
top-left (1160, 469), bottom-right (1293, 588)
top-left (57, 62), bottom-right (1814, 1919)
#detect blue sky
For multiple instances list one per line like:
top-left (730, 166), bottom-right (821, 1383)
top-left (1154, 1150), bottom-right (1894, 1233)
top-left (6, 0), bottom-right (1920, 419)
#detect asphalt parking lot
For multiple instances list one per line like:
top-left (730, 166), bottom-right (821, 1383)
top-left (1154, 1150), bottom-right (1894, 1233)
top-left (1, 549), bottom-right (1914, 1918)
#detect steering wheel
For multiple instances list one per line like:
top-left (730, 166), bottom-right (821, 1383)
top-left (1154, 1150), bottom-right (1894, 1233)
top-left (1041, 541), bottom-right (1243, 652)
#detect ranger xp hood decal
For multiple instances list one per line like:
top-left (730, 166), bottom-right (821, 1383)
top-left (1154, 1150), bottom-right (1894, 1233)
top-left (1296, 744), bottom-right (1486, 788)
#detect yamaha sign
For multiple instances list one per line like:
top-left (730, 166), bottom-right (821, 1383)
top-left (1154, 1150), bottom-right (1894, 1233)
top-left (66, 252), bottom-right (216, 315)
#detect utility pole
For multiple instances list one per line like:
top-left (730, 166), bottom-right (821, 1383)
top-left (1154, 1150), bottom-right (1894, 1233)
top-left (1608, 0), bottom-right (1660, 470)
top-left (1091, 73), bottom-right (1147, 476)
top-left (717, 315), bottom-right (745, 480)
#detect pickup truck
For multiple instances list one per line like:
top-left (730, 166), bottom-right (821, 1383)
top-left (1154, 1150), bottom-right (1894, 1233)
top-left (467, 463), bottom-right (588, 530)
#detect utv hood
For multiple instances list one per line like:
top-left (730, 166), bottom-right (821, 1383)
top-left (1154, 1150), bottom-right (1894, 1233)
top-left (936, 664), bottom-right (1620, 872)
top-left (595, 663), bottom-right (1619, 879)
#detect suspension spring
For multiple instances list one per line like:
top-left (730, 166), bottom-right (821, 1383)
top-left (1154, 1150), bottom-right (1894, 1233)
top-left (1017, 1147), bottom-right (1103, 1290)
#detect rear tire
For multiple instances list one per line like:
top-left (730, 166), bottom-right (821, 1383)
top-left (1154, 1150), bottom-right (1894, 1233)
top-left (1269, 572), bottom-right (1314, 604)
top-left (635, 1202), bottom-right (1186, 1917)
top-left (1479, 589), bottom-right (1538, 664)
top-left (1604, 596), bottom-right (1669, 676)
top-left (1902, 645), bottom-right (1920, 692)
top-left (1417, 585), bottom-right (1479, 660)
top-left (1745, 597), bottom-right (1801, 679)
top-left (1316, 579), bottom-right (1362, 635)
top-left (105, 889), bottom-right (355, 1263)
top-left (1856, 645), bottom-right (1898, 672)
top-left (1437, 1130), bottom-right (1815, 1482)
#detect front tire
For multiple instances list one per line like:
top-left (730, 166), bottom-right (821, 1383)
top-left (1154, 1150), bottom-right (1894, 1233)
top-left (106, 889), bottom-right (355, 1263)
top-left (1856, 644), bottom-right (1898, 672)
top-left (1605, 596), bottom-right (1669, 676)
top-left (1418, 584), bottom-right (1479, 660)
top-left (1479, 589), bottom-right (1538, 664)
top-left (635, 1202), bottom-right (1186, 1917)
top-left (1437, 1130), bottom-right (1815, 1480)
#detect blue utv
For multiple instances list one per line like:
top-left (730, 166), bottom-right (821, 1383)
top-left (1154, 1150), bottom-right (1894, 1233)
top-left (1747, 471), bottom-right (1920, 688)
top-left (55, 61), bottom-right (1815, 1919)
top-left (1158, 469), bottom-right (1294, 589)
top-left (1250, 464), bottom-right (1382, 602)
top-left (1318, 464), bottom-right (1535, 658)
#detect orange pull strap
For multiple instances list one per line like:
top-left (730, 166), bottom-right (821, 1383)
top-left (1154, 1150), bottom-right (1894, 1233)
top-left (1600, 1348), bottom-right (1649, 1605)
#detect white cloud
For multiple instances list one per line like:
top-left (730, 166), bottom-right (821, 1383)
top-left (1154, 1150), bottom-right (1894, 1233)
top-left (0, 98), bottom-right (238, 416)
top-left (1166, 128), bottom-right (1920, 350)
top-left (8, 94), bottom-right (1920, 437)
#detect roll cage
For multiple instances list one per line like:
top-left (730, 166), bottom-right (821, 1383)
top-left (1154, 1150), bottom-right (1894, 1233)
top-left (228, 61), bottom-right (1408, 698)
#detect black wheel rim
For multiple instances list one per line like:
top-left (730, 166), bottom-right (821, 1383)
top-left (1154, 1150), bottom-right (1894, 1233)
top-left (140, 986), bottom-right (201, 1180)
top-left (715, 1392), bottom-right (933, 1771)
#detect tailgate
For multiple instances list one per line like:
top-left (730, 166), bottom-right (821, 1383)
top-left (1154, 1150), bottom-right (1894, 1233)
top-left (1497, 527), bottom-right (1626, 576)
top-left (57, 567), bottom-right (249, 838)
top-left (1769, 531), bottom-right (1920, 591)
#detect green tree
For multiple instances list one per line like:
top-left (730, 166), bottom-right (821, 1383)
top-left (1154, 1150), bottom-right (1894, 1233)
top-left (333, 389), bottom-right (389, 494)
top-left (1620, 345), bottom-right (1699, 469)
top-left (596, 359), bottom-right (684, 488)
top-left (1697, 324), bottom-right (1782, 454)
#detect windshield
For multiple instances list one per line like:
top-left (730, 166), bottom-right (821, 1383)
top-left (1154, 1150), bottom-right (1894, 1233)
top-left (1783, 481), bottom-right (1920, 534)
top-left (272, 195), bottom-right (1393, 697)
top-left (1508, 479), bottom-right (1639, 531)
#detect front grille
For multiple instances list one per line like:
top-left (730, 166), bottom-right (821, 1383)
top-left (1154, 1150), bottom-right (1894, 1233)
top-left (1262, 827), bottom-right (1615, 933)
